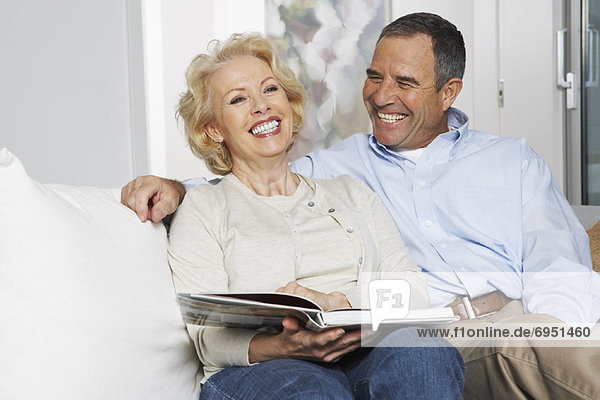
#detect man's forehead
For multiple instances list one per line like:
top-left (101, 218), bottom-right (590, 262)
top-left (374, 33), bottom-right (433, 54)
top-left (369, 34), bottom-right (435, 74)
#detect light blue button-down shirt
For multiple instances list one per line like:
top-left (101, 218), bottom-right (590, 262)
top-left (290, 108), bottom-right (600, 324)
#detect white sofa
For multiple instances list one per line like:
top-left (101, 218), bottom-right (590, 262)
top-left (0, 149), bottom-right (202, 400)
top-left (2, 147), bottom-right (599, 400)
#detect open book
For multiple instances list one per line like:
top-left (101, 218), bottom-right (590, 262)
top-left (178, 292), bottom-right (458, 332)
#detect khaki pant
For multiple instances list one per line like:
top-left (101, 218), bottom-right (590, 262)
top-left (448, 301), bottom-right (600, 400)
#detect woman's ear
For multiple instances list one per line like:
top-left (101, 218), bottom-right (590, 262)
top-left (204, 124), bottom-right (223, 143)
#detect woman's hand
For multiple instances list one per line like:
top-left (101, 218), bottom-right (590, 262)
top-left (248, 317), bottom-right (364, 364)
top-left (276, 281), bottom-right (351, 311)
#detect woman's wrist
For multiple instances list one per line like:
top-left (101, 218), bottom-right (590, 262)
top-left (248, 332), bottom-right (279, 364)
top-left (328, 291), bottom-right (351, 310)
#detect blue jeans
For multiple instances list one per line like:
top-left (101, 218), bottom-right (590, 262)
top-left (199, 329), bottom-right (465, 400)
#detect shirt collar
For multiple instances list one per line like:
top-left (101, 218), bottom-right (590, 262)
top-left (368, 107), bottom-right (471, 162)
top-left (441, 107), bottom-right (470, 160)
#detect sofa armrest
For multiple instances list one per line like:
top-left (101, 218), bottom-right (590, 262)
top-left (571, 205), bottom-right (600, 230)
top-left (571, 205), bottom-right (600, 272)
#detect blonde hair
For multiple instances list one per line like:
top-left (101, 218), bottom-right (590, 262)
top-left (177, 33), bottom-right (306, 175)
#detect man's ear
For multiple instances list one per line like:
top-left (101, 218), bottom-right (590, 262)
top-left (441, 78), bottom-right (463, 111)
top-left (204, 124), bottom-right (223, 143)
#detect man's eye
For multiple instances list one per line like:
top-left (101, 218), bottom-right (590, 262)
top-left (368, 76), bottom-right (382, 83)
top-left (230, 97), bottom-right (245, 104)
top-left (397, 81), bottom-right (412, 88)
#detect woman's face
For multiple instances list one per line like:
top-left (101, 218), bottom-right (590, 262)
top-left (206, 55), bottom-right (294, 169)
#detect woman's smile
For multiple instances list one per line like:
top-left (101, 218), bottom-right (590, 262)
top-left (249, 117), bottom-right (281, 137)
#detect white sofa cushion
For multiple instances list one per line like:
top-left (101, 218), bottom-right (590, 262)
top-left (0, 148), bottom-right (201, 400)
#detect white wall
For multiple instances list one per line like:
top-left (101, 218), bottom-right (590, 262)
top-left (0, 0), bottom-right (144, 187)
top-left (144, 0), bottom-right (265, 181)
top-left (498, 0), bottom-right (566, 188)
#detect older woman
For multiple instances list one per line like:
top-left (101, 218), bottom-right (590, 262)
top-left (168, 33), bottom-right (464, 399)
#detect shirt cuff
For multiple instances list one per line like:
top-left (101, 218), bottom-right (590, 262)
top-left (201, 327), bottom-right (261, 368)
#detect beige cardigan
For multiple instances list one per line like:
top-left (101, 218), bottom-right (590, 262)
top-left (168, 174), bottom-right (429, 380)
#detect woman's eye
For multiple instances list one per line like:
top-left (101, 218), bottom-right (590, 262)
top-left (265, 86), bottom-right (278, 93)
top-left (229, 97), bottom-right (244, 105)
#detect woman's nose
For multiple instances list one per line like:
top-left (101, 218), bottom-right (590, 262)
top-left (252, 96), bottom-right (270, 114)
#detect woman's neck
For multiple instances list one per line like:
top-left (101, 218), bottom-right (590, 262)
top-left (232, 159), bottom-right (299, 196)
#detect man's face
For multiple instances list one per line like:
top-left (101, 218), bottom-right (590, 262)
top-left (363, 34), bottom-right (455, 150)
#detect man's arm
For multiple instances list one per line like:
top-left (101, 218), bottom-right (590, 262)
top-left (120, 164), bottom-right (307, 222)
top-left (121, 134), bottom-right (369, 221)
top-left (120, 175), bottom-right (188, 222)
top-left (519, 140), bottom-right (600, 323)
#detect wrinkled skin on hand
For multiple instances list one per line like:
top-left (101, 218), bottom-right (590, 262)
top-left (276, 281), bottom-right (351, 311)
top-left (121, 175), bottom-right (186, 222)
top-left (249, 317), bottom-right (367, 364)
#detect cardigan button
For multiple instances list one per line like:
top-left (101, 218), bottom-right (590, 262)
top-left (347, 227), bottom-right (354, 233)
top-left (328, 208), bottom-right (335, 213)
top-left (307, 201), bottom-right (315, 207)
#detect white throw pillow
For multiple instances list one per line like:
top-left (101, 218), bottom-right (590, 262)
top-left (0, 148), bottom-right (201, 400)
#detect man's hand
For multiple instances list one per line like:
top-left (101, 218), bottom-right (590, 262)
top-left (121, 175), bottom-right (186, 222)
top-left (248, 317), bottom-right (364, 364)
top-left (276, 282), bottom-right (351, 311)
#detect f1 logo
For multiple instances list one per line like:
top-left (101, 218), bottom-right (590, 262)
top-left (368, 280), bottom-right (410, 331)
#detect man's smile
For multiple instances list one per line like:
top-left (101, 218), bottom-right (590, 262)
top-left (377, 112), bottom-right (408, 124)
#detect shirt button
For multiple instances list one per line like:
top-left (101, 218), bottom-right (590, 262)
top-left (328, 208), bottom-right (335, 213)
top-left (347, 227), bottom-right (354, 233)
top-left (424, 220), bottom-right (432, 228)
top-left (358, 257), bottom-right (363, 264)
top-left (419, 180), bottom-right (426, 187)
top-left (440, 243), bottom-right (447, 249)
top-left (307, 201), bottom-right (315, 207)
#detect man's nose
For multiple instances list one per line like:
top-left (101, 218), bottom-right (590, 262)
top-left (372, 80), bottom-right (396, 107)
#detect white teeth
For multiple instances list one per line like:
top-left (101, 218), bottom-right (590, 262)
top-left (251, 120), bottom-right (280, 135)
top-left (377, 112), bottom-right (407, 123)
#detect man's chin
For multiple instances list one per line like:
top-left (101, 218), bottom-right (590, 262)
top-left (372, 132), bottom-right (407, 149)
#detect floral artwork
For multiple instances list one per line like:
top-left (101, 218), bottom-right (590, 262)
top-left (265, 0), bottom-right (387, 159)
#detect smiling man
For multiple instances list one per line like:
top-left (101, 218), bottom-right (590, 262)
top-left (122, 12), bottom-right (600, 399)
top-left (363, 32), bottom-right (461, 150)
